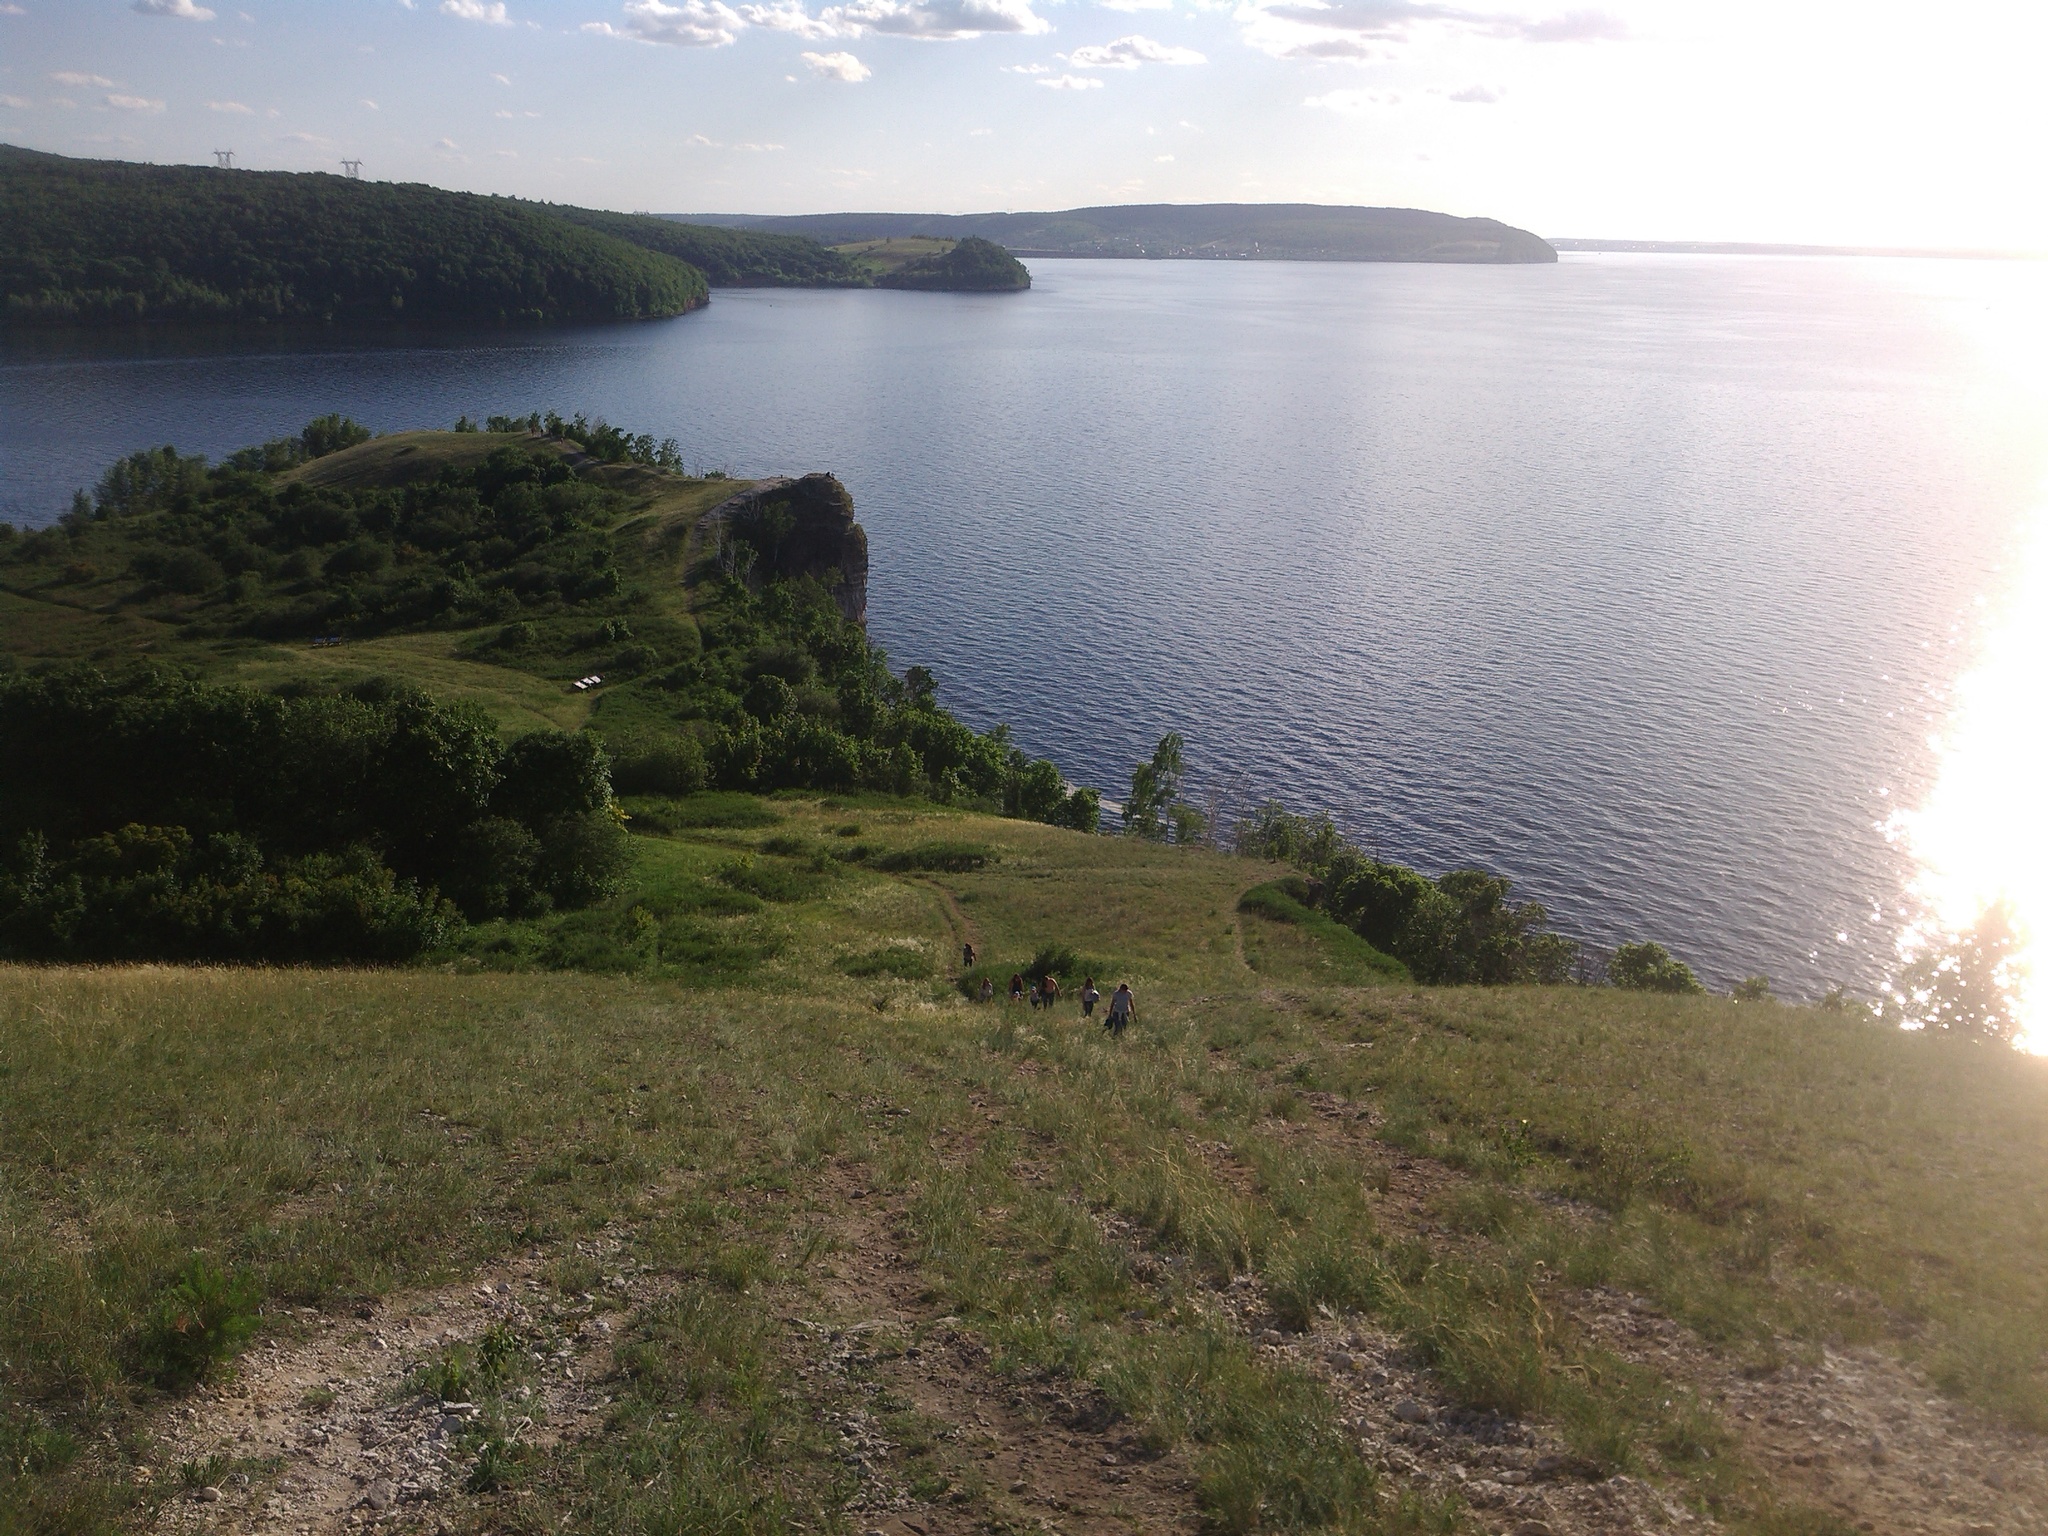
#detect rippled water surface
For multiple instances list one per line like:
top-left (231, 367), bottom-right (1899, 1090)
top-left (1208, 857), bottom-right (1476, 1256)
top-left (6, 255), bottom-right (2045, 995)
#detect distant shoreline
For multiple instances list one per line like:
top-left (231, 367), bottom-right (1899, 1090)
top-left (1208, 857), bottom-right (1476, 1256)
top-left (1551, 238), bottom-right (2042, 261)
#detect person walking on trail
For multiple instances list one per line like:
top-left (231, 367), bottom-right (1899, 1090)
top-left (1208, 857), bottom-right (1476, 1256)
top-left (978, 976), bottom-right (995, 1003)
top-left (963, 941), bottom-right (976, 969)
top-left (1009, 973), bottom-right (1026, 1004)
top-left (1107, 982), bottom-right (1134, 1037)
top-left (1040, 974), bottom-right (1061, 1010)
top-left (1029, 980), bottom-right (1043, 1010)
top-left (1080, 977), bottom-right (1100, 1022)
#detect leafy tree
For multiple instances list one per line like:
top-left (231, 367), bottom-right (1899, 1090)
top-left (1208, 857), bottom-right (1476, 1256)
top-left (1608, 941), bottom-right (1705, 994)
top-left (1124, 732), bottom-right (1189, 841)
top-left (1881, 904), bottom-right (2023, 1044)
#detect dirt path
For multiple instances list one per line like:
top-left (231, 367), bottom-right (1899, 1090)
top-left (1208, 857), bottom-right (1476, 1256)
top-left (147, 1240), bottom-right (660, 1536)
top-left (796, 1166), bottom-right (1202, 1536)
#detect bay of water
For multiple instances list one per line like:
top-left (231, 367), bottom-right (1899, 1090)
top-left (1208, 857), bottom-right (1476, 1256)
top-left (5, 254), bottom-right (2045, 997)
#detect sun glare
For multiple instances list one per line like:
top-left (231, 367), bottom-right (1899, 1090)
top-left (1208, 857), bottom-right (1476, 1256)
top-left (1887, 498), bottom-right (2048, 1048)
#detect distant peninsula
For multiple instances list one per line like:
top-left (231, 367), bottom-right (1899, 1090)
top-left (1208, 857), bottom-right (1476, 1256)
top-left (0, 145), bottom-right (1021, 328)
top-left (677, 203), bottom-right (1559, 265)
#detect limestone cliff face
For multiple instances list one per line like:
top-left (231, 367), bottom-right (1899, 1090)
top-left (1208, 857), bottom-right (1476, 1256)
top-left (705, 473), bottom-right (869, 625)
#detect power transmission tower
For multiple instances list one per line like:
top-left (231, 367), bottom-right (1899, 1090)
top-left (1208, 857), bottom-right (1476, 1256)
top-left (339, 159), bottom-right (362, 179)
top-left (212, 150), bottom-right (234, 169)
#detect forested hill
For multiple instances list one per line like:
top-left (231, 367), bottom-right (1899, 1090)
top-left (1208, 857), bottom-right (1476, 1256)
top-left (0, 144), bottom-right (708, 326)
top-left (544, 205), bottom-right (866, 288)
top-left (689, 202), bottom-right (1559, 264)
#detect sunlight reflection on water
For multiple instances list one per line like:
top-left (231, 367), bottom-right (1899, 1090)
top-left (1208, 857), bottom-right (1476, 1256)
top-left (1888, 499), bottom-right (2048, 1047)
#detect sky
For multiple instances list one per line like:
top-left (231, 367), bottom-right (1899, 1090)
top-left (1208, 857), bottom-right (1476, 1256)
top-left (2, 0), bottom-right (2044, 249)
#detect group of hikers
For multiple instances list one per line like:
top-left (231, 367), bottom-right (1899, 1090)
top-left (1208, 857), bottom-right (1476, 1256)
top-left (963, 943), bottom-right (1133, 1036)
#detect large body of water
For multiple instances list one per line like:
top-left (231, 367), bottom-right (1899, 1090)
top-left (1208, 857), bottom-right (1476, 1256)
top-left (5, 255), bottom-right (2045, 998)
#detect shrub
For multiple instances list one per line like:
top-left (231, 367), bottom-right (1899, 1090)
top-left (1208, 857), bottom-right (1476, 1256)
top-left (537, 810), bottom-right (633, 908)
top-left (1732, 974), bottom-right (1773, 1002)
top-left (873, 841), bottom-right (994, 874)
top-left (135, 1257), bottom-right (259, 1391)
top-left (1609, 941), bottom-right (1705, 994)
top-left (611, 736), bottom-right (709, 797)
top-left (841, 945), bottom-right (934, 980)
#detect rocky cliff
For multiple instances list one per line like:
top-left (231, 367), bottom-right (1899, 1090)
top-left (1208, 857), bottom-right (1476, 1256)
top-left (704, 474), bottom-right (869, 625)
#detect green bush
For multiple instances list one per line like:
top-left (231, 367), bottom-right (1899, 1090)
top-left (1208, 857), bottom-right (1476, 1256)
top-left (135, 1257), bottom-right (259, 1391)
top-left (1609, 941), bottom-right (1705, 993)
top-left (840, 945), bottom-right (934, 980)
top-left (873, 841), bottom-right (994, 874)
top-left (611, 737), bottom-right (710, 796)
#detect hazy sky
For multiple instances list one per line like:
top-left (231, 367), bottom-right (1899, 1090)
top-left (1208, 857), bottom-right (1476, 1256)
top-left (2, 0), bottom-right (2042, 248)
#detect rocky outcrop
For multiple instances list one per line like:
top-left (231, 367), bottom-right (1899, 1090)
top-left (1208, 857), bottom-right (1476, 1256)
top-left (703, 473), bottom-right (869, 625)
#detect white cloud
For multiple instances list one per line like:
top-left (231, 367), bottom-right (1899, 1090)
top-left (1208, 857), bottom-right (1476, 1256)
top-left (1238, 1), bottom-right (1625, 62)
top-left (51, 72), bottom-right (116, 87)
top-left (493, 148), bottom-right (518, 157)
top-left (1101, 0), bottom-right (1171, 9)
top-left (1037, 72), bottom-right (1103, 88)
top-left (1066, 34), bottom-right (1204, 67)
top-left (282, 129), bottom-right (329, 142)
top-left (106, 93), bottom-right (164, 110)
top-left (207, 99), bottom-right (253, 112)
top-left (133, 0), bottom-right (216, 18)
top-left (0, 4), bottom-right (28, 15)
top-left (585, 0), bottom-right (744, 47)
top-left (435, 136), bottom-right (461, 150)
top-left (491, 71), bottom-right (511, 84)
top-left (591, 0), bottom-right (1044, 47)
top-left (1154, 152), bottom-right (1173, 160)
top-left (1003, 60), bottom-right (1048, 72)
top-left (822, 0), bottom-right (1048, 40)
top-left (802, 49), bottom-right (872, 79)
top-left (440, 0), bottom-right (510, 23)
top-left (1447, 82), bottom-right (1498, 101)
top-left (740, 0), bottom-right (842, 37)
top-left (0, 94), bottom-right (31, 108)
top-left (362, 98), bottom-right (379, 108)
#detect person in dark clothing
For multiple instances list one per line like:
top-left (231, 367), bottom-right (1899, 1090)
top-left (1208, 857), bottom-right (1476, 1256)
top-left (1107, 982), bottom-right (1134, 1037)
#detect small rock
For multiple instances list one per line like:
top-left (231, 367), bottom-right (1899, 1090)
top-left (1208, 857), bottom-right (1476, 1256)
top-left (1497, 1469), bottom-right (1530, 1485)
top-left (1365, 1370), bottom-right (1389, 1387)
top-left (1257, 1329), bottom-right (1284, 1345)
top-left (1868, 1436), bottom-right (1886, 1465)
top-left (362, 1480), bottom-right (397, 1511)
top-left (1511, 1523), bottom-right (1554, 1536)
top-left (1532, 1453), bottom-right (1565, 1477)
top-left (1324, 1351), bottom-right (1354, 1371)
top-left (370, 1337), bottom-right (388, 1351)
top-left (1392, 1400), bottom-right (1430, 1425)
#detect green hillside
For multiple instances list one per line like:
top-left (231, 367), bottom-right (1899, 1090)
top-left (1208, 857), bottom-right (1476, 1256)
top-left (3, 801), bottom-right (2045, 1536)
top-left (545, 205), bottom-right (866, 288)
top-left (873, 235), bottom-right (1030, 292)
top-left (693, 202), bottom-right (1560, 264)
top-left (0, 145), bottom-right (707, 326)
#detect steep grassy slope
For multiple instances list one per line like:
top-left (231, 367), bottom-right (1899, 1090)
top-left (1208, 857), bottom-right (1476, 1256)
top-left (0, 146), bottom-right (707, 326)
top-left (3, 807), bottom-right (2045, 1536)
